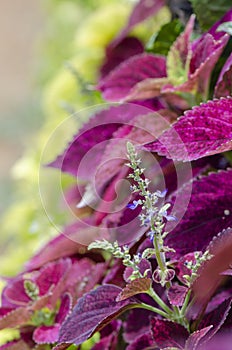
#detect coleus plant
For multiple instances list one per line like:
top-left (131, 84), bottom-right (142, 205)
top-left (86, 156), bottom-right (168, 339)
top-left (1, 0), bottom-right (232, 349)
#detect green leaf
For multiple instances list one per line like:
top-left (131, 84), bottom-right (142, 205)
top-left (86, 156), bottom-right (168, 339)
top-left (190, 0), bottom-right (232, 30)
top-left (146, 20), bottom-right (183, 56)
top-left (217, 21), bottom-right (232, 35)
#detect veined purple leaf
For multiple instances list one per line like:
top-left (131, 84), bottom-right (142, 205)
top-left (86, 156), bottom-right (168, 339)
top-left (101, 37), bottom-right (144, 78)
top-left (185, 326), bottom-right (212, 350)
top-left (126, 332), bottom-right (154, 350)
top-left (150, 317), bottom-right (188, 348)
top-left (98, 53), bottom-right (166, 102)
top-left (58, 285), bottom-right (138, 345)
top-left (111, 0), bottom-right (165, 47)
top-left (165, 169), bottom-right (232, 257)
top-left (116, 278), bottom-right (151, 301)
top-left (167, 285), bottom-right (188, 307)
top-left (145, 97), bottom-right (232, 161)
top-left (215, 52), bottom-right (232, 98)
top-left (48, 104), bottom-right (143, 179)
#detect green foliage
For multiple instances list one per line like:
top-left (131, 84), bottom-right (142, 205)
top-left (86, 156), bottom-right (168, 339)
top-left (190, 0), bottom-right (232, 30)
top-left (146, 19), bottom-right (183, 55)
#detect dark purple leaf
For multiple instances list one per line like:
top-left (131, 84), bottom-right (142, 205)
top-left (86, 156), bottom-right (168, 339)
top-left (98, 53), bottom-right (166, 102)
top-left (192, 228), bottom-right (232, 304)
top-left (55, 293), bottom-right (72, 324)
top-left (165, 170), bottom-right (232, 258)
top-left (185, 326), bottom-right (212, 350)
top-left (48, 104), bottom-right (143, 179)
top-left (145, 97), bottom-right (232, 161)
top-left (198, 299), bottom-right (232, 343)
top-left (58, 285), bottom-right (137, 345)
top-left (101, 37), bottom-right (144, 78)
top-left (111, 0), bottom-right (165, 47)
top-left (215, 52), bottom-right (232, 98)
top-left (126, 332), bottom-right (155, 350)
top-left (150, 317), bottom-right (188, 348)
top-left (167, 285), bottom-right (188, 307)
top-left (123, 309), bottom-right (153, 343)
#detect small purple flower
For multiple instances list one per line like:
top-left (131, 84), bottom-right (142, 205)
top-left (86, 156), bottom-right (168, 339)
top-left (126, 200), bottom-right (141, 210)
top-left (156, 189), bottom-right (168, 198)
top-left (147, 231), bottom-right (155, 241)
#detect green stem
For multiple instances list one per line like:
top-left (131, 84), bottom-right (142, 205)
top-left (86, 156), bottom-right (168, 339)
top-left (136, 302), bottom-right (170, 319)
top-left (180, 289), bottom-right (192, 316)
top-left (147, 287), bottom-right (173, 315)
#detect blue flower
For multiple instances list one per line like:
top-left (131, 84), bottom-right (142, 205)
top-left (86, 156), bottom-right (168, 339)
top-left (126, 200), bottom-right (141, 210)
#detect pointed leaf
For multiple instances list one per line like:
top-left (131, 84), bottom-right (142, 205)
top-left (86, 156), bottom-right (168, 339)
top-left (98, 53), bottom-right (166, 102)
top-left (198, 299), bottom-right (232, 342)
top-left (165, 169), bottom-right (232, 257)
top-left (58, 285), bottom-right (137, 345)
top-left (116, 278), bottom-right (151, 301)
top-left (215, 52), bottom-right (232, 98)
top-left (145, 97), bottom-right (232, 161)
top-left (150, 317), bottom-right (189, 348)
top-left (185, 326), bottom-right (212, 350)
top-left (0, 307), bottom-right (31, 330)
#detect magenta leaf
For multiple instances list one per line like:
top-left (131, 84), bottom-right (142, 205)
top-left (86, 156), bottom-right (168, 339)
top-left (98, 53), bottom-right (166, 102)
top-left (0, 307), bottom-right (31, 330)
top-left (48, 104), bottom-right (150, 179)
top-left (150, 317), bottom-right (189, 348)
top-left (165, 169), bottom-right (232, 257)
top-left (215, 52), bottom-right (232, 98)
top-left (0, 341), bottom-right (30, 350)
top-left (123, 308), bottom-right (153, 343)
top-left (101, 37), bottom-right (144, 78)
top-left (55, 293), bottom-right (72, 324)
top-left (111, 0), bottom-right (165, 47)
top-left (33, 324), bottom-right (60, 344)
top-left (167, 285), bottom-right (188, 307)
top-left (58, 285), bottom-right (138, 345)
top-left (145, 97), bottom-right (232, 161)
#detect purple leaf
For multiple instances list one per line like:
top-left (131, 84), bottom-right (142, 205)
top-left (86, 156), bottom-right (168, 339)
top-left (48, 104), bottom-right (151, 181)
top-left (111, 0), bottom-right (165, 47)
top-left (58, 285), bottom-right (137, 345)
top-left (98, 53), bottom-right (166, 102)
top-left (167, 285), bottom-right (188, 307)
top-left (126, 331), bottom-right (154, 350)
top-left (33, 324), bottom-right (61, 344)
top-left (150, 317), bottom-right (189, 348)
top-left (0, 341), bottom-right (30, 350)
top-left (145, 97), bottom-right (232, 161)
top-left (101, 37), bottom-right (144, 78)
top-left (192, 228), bottom-right (232, 304)
top-left (198, 299), bottom-right (232, 343)
top-left (123, 309), bottom-right (153, 343)
top-left (185, 326), bottom-right (212, 350)
top-left (165, 169), bottom-right (232, 257)
top-left (116, 278), bottom-right (151, 301)
top-left (215, 52), bottom-right (232, 98)
top-left (0, 307), bottom-right (31, 330)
